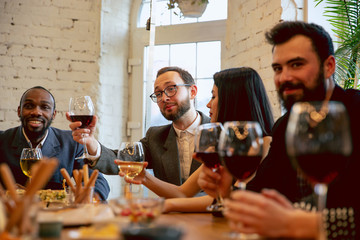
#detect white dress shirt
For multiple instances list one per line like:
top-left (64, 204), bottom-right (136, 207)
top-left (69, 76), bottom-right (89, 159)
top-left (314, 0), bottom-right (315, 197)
top-left (173, 112), bottom-right (201, 182)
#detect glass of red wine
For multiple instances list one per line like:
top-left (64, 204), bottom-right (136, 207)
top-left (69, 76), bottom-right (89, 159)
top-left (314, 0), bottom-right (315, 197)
top-left (286, 101), bottom-right (352, 240)
top-left (194, 122), bottom-right (224, 212)
top-left (219, 121), bottom-right (263, 191)
top-left (69, 96), bottom-right (95, 160)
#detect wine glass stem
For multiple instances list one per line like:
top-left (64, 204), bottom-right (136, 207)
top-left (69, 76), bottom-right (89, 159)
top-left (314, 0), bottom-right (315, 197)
top-left (238, 181), bottom-right (246, 191)
top-left (315, 183), bottom-right (328, 240)
top-left (82, 134), bottom-right (88, 157)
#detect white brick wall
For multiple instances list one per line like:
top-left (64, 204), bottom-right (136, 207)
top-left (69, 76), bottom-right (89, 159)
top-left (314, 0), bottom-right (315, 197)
top-left (224, 0), bottom-right (283, 120)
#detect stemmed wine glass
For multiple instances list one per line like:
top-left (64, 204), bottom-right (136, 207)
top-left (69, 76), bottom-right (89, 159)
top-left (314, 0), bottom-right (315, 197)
top-left (117, 142), bottom-right (145, 198)
top-left (20, 148), bottom-right (42, 183)
top-left (194, 122), bottom-right (224, 212)
top-left (219, 121), bottom-right (263, 239)
top-left (219, 121), bottom-right (263, 191)
top-left (69, 96), bottom-right (95, 160)
top-left (286, 101), bottom-right (352, 240)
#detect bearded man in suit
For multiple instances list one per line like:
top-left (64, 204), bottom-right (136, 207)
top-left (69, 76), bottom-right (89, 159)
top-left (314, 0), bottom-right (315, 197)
top-left (68, 67), bottom-right (210, 185)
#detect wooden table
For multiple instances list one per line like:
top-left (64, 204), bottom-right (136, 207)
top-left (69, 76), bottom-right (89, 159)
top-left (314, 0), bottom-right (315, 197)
top-left (60, 212), bottom-right (233, 240)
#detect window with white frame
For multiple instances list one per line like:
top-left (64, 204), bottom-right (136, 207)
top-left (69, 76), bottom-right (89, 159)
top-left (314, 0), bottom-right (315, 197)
top-left (130, 0), bottom-right (227, 138)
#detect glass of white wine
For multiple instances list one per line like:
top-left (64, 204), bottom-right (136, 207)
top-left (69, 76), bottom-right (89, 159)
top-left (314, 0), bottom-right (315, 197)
top-left (117, 142), bottom-right (145, 198)
top-left (20, 148), bottom-right (42, 182)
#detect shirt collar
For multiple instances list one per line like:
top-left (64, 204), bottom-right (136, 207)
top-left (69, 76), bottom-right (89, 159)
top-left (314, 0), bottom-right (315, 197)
top-left (22, 127), bottom-right (49, 149)
top-left (173, 112), bottom-right (201, 137)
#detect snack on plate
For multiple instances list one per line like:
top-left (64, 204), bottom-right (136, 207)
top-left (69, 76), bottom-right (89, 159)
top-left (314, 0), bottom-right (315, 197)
top-left (38, 189), bottom-right (67, 203)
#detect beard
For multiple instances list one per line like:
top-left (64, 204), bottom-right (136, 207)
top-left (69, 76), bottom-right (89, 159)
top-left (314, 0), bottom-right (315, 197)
top-left (278, 68), bottom-right (327, 111)
top-left (160, 98), bottom-right (191, 121)
top-left (20, 116), bottom-right (52, 140)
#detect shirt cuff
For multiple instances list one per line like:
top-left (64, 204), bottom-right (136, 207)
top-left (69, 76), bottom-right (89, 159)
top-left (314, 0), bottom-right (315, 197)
top-left (85, 141), bottom-right (101, 167)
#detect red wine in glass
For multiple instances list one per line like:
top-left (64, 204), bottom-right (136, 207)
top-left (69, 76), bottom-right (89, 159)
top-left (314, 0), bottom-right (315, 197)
top-left (70, 115), bottom-right (94, 128)
top-left (195, 152), bottom-right (221, 170)
top-left (286, 101), bottom-right (352, 240)
top-left (223, 155), bottom-right (262, 182)
top-left (69, 96), bottom-right (95, 160)
top-left (194, 122), bottom-right (224, 212)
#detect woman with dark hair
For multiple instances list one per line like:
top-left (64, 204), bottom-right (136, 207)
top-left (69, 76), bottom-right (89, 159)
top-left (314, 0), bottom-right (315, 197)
top-left (117, 67), bottom-right (274, 212)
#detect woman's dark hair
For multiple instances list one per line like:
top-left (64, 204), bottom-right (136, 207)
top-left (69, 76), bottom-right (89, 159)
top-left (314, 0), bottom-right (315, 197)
top-left (214, 67), bottom-right (274, 136)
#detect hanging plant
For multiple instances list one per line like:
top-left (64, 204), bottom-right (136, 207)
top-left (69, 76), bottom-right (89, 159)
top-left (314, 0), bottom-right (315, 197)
top-left (167, 0), bottom-right (209, 18)
top-left (315, 0), bottom-right (360, 89)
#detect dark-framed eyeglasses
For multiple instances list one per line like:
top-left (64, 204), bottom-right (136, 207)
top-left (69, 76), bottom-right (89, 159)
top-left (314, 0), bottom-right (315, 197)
top-left (149, 84), bottom-right (192, 103)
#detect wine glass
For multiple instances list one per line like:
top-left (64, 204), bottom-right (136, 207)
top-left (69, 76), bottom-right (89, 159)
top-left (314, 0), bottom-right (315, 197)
top-left (219, 121), bottom-right (263, 239)
top-left (219, 121), bottom-right (263, 190)
top-left (20, 148), bottom-right (42, 182)
top-left (286, 101), bottom-right (352, 240)
top-left (69, 96), bottom-right (95, 160)
top-left (117, 142), bottom-right (145, 198)
top-left (194, 122), bottom-right (224, 212)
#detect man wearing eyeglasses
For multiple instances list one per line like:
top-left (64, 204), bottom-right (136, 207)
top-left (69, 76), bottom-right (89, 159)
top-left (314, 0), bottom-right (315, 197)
top-left (68, 66), bottom-right (210, 185)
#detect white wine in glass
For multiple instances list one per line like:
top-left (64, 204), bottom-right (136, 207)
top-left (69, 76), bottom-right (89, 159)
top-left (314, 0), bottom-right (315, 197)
top-left (20, 148), bottom-right (42, 181)
top-left (117, 142), bottom-right (145, 197)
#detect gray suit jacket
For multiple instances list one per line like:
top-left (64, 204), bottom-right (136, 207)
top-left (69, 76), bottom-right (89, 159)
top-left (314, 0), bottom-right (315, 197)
top-left (0, 126), bottom-right (110, 200)
top-left (96, 111), bottom-right (210, 185)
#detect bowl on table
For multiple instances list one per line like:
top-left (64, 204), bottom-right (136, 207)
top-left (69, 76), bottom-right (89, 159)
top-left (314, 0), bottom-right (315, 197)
top-left (109, 197), bottom-right (164, 225)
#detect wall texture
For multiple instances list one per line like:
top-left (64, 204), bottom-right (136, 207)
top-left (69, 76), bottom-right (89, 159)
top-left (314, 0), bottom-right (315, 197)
top-left (223, 0), bottom-right (283, 119)
top-left (0, 0), bottom-right (102, 129)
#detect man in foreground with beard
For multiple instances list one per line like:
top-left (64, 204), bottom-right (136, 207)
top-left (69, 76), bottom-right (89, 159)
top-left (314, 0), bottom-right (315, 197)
top-left (68, 67), bottom-right (210, 185)
top-left (0, 86), bottom-right (110, 201)
top-left (198, 21), bottom-right (360, 239)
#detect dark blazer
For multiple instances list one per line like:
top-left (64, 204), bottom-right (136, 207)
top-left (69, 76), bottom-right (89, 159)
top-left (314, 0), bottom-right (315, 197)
top-left (0, 126), bottom-right (110, 200)
top-left (96, 111), bottom-right (210, 185)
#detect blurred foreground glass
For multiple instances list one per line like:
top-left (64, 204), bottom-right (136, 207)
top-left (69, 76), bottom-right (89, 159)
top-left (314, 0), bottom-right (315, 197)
top-left (109, 197), bottom-right (164, 226)
top-left (286, 101), bottom-right (352, 240)
top-left (194, 122), bottom-right (223, 212)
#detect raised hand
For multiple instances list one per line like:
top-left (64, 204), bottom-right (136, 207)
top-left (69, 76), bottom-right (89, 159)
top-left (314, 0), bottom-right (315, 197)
top-left (197, 164), bottom-right (233, 199)
top-left (66, 112), bottom-right (98, 155)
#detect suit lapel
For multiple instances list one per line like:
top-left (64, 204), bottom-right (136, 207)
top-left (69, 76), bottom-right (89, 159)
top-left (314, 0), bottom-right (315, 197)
top-left (39, 128), bottom-right (61, 159)
top-left (11, 127), bottom-right (30, 158)
top-left (161, 126), bottom-right (181, 185)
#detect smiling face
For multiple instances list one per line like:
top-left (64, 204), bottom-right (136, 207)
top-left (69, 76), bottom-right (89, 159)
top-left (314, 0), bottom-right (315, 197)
top-left (18, 88), bottom-right (56, 140)
top-left (154, 71), bottom-right (196, 121)
top-left (206, 84), bottom-right (218, 123)
top-left (272, 35), bottom-right (333, 110)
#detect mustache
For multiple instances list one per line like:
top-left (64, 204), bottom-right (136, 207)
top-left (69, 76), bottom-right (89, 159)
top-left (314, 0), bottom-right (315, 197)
top-left (278, 82), bottom-right (305, 94)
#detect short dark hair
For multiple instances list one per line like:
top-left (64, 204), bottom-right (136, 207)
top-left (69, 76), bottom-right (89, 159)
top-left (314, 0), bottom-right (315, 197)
top-left (265, 21), bottom-right (334, 63)
top-left (156, 66), bottom-right (195, 85)
top-left (19, 86), bottom-right (56, 109)
top-left (214, 67), bottom-right (274, 136)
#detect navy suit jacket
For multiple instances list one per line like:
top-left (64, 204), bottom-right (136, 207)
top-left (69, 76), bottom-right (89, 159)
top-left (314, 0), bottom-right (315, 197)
top-left (0, 126), bottom-right (110, 200)
top-left (95, 111), bottom-right (211, 185)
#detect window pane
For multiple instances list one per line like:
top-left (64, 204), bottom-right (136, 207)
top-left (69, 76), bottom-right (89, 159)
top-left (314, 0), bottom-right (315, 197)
top-left (139, 1), bottom-right (150, 28)
top-left (170, 43), bottom-right (196, 77)
top-left (197, 41), bottom-right (220, 79)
